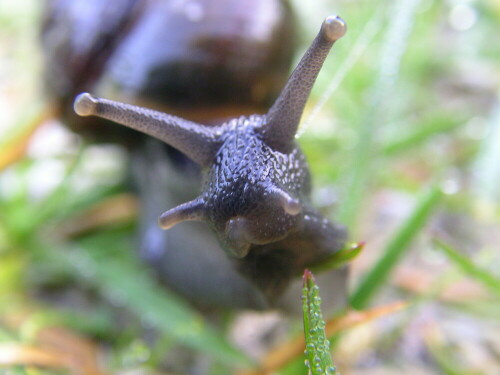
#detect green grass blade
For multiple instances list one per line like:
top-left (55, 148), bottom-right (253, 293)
top-left (30, 144), bottom-right (86, 228)
top-left (302, 270), bottom-right (337, 375)
top-left (311, 242), bottom-right (365, 273)
top-left (426, 345), bottom-right (465, 375)
top-left (65, 237), bottom-right (251, 368)
top-left (382, 112), bottom-right (466, 156)
top-left (434, 239), bottom-right (500, 296)
top-left (350, 184), bottom-right (443, 309)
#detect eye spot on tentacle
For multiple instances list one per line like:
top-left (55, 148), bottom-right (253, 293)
top-left (322, 15), bottom-right (347, 42)
top-left (74, 93), bottom-right (98, 116)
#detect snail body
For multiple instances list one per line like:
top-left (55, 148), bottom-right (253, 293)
top-left (74, 16), bottom-right (348, 306)
top-left (41, 0), bottom-right (303, 309)
top-left (42, 0), bottom-right (348, 310)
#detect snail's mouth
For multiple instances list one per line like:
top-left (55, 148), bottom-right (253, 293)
top-left (224, 217), bottom-right (252, 258)
top-left (223, 215), bottom-right (297, 258)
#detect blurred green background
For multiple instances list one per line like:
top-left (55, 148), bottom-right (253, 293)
top-left (1, 0), bottom-right (500, 374)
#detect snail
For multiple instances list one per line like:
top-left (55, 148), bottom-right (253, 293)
top-left (41, 0), bottom-right (348, 310)
top-left (73, 15), bottom-right (348, 308)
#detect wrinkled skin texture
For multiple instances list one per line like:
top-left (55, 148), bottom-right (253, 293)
top-left (73, 16), bottom-right (348, 307)
top-left (42, 0), bottom-right (315, 310)
top-left (200, 116), bottom-right (346, 299)
top-left (204, 117), bottom-right (308, 250)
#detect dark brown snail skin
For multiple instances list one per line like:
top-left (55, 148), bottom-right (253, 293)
top-left (74, 16), bottom-right (348, 306)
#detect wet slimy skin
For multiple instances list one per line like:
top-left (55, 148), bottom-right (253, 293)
top-left (74, 16), bottom-right (347, 303)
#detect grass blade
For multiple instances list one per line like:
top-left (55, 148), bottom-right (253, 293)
top-left (382, 112), bottom-right (466, 155)
top-left (65, 236), bottom-right (251, 368)
top-left (434, 239), bottom-right (500, 296)
top-left (302, 269), bottom-right (337, 375)
top-left (350, 184), bottom-right (443, 309)
top-left (240, 301), bottom-right (406, 375)
top-left (311, 242), bottom-right (365, 273)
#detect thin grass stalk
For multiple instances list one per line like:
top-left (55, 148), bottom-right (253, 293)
top-left (339, 0), bottom-right (422, 229)
top-left (350, 184), bottom-right (443, 309)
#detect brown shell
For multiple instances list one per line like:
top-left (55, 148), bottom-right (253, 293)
top-left (41, 0), bottom-right (297, 143)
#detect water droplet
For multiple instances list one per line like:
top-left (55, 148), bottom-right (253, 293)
top-left (323, 340), bottom-right (331, 350)
top-left (326, 365), bottom-right (337, 374)
top-left (304, 359), bottom-right (311, 369)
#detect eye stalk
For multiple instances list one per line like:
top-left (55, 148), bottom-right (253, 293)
top-left (322, 15), bottom-right (347, 41)
top-left (72, 15), bottom-right (346, 163)
top-left (261, 15), bottom-right (346, 152)
top-left (73, 16), bottom-right (346, 258)
top-left (74, 93), bottom-right (222, 167)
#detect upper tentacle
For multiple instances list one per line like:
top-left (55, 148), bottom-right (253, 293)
top-left (260, 15), bottom-right (346, 152)
top-left (74, 93), bottom-right (222, 166)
